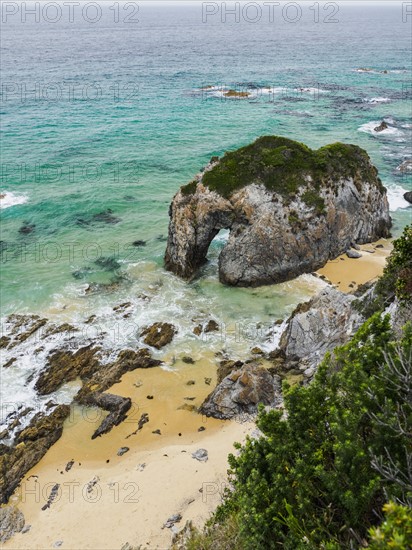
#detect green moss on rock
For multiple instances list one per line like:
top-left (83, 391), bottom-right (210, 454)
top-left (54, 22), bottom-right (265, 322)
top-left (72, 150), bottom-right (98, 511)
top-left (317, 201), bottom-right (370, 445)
top-left (181, 136), bottom-right (383, 200)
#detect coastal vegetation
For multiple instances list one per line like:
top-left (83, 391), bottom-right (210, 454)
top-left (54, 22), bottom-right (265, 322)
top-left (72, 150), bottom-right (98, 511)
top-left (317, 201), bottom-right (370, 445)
top-left (177, 226), bottom-right (412, 549)
top-left (181, 136), bottom-right (384, 209)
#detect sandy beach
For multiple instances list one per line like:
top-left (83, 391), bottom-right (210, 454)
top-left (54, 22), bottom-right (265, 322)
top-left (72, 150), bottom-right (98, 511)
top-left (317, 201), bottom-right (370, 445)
top-left (317, 238), bottom-right (392, 293)
top-left (2, 239), bottom-right (393, 550)
top-left (3, 355), bottom-right (254, 550)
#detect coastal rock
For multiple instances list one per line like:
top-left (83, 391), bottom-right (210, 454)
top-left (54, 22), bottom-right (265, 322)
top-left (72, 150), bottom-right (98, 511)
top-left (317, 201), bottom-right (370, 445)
top-left (141, 322), bottom-right (177, 349)
top-left (165, 136), bottom-right (391, 286)
top-left (374, 121), bottom-right (388, 132)
top-left (191, 449), bottom-right (208, 462)
top-left (217, 359), bottom-right (244, 383)
top-left (404, 191), bottom-right (412, 204)
top-left (35, 344), bottom-right (101, 395)
top-left (273, 286), bottom-right (364, 375)
top-left (200, 364), bottom-right (281, 420)
top-left (77, 393), bottom-right (132, 440)
top-left (346, 249), bottom-right (362, 259)
top-left (0, 405), bottom-right (70, 504)
top-left (0, 506), bottom-right (25, 543)
top-left (396, 159), bottom-right (412, 173)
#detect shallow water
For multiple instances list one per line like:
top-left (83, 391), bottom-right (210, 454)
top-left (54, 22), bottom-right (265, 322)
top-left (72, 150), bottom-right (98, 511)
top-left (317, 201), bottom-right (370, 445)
top-left (1, 1), bottom-right (411, 420)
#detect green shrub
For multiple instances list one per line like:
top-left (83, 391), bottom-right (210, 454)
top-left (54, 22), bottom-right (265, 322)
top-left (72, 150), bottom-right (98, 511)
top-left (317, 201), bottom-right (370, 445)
top-left (369, 502), bottom-right (412, 549)
top-left (203, 314), bottom-right (412, 549)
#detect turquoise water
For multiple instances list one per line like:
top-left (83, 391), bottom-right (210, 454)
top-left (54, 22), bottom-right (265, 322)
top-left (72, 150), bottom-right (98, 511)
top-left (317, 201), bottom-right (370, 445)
top-left (1, 2), bottom-right (411, 317)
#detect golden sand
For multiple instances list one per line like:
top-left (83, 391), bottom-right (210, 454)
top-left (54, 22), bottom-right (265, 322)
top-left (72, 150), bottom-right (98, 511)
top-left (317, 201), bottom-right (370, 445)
top-left (316, 238), bottom-right (392, 293)
top-left (4, 355), bottom-right (253, 550)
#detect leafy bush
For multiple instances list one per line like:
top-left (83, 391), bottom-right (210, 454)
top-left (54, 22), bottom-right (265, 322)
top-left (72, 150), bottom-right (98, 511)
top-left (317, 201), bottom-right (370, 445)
top-left (359, 225), bottom-right (412, 316)
top-left (369, 502), bottom-right (412, 549)
top-left (181, 136), bottom-right (382, 200)
top-left (193, 315), bottom-right (412, 550)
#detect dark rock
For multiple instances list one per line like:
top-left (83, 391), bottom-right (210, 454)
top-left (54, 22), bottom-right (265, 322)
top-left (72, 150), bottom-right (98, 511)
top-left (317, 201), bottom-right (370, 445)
top-left (0, 405), bottom-right (70, 504)
top-left (200, 364), bottom-right (281, 420)
top-left (141, 322), bottom-right (177, 349)
top-left (132, 240), bottom-right (146, 247)
top-left (92, 209), bottom-right (121, 224)
top-left (186, 380), bottom-right (195, 386)
top-left (181, 356), bottom-right (195, 364)
top-left (79, 393), bottom-right (132, 440)
top-left (374, 120), bottom-right (388, 132)
top-left (152, 429), bottom-right (161, 435)
top-left (204, 320), bottom-right (219, 333)
top-left (193, 325), bottom-right (202, 336)
top-left (94, 256), bottom-right (121, 271)
top-left (41, 483), bottom-right (60, 510)
top-left (18, 223), bottom-right (35, 235)
top-left (65, 460), bottom-right (74, 472)
top-left (0, 506), bottom-right (25, 543)
top-left (404, 191), bottom-right (412, 204)
top-left (163, 513), bottom-right (182, 529)
top-left (35, 344), bottom-right (101, 395)
top-left (198, 426), bottom-right (206, 432)
top-left (117, 447), bottom-right (130, 456)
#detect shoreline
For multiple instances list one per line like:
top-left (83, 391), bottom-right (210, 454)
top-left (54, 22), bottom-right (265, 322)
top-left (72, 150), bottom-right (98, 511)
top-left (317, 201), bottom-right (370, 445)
top-left (2, 238), bottom-right (392, 549)
top-left (316, 238), bottom-right (392, 293)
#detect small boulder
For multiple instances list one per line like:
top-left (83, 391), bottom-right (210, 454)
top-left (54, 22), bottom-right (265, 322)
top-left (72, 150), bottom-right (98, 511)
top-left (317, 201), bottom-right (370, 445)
top-left (404, 191), bottom-right (412, 204)
top-left (191, 449), bottom-right (208, 462)
top-left (117, 447), bottom-right (129, 457)
top-left (204, 320), bottom-right (219, 333)
top-left (141, 322), bottom-right (177, 349)
top-left (346, 249), bottom-right (362, 259)
top-left (374, 120), bottom-right (388, 132)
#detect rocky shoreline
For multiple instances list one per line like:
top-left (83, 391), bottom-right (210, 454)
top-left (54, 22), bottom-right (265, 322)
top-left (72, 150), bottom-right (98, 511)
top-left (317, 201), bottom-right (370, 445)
top-left (0, 137), bottom-right (402, 547)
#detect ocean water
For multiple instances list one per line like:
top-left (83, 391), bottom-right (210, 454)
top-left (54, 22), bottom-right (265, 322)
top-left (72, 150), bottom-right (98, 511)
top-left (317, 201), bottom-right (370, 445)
top-left (0, 2), bottom-right (411, 424)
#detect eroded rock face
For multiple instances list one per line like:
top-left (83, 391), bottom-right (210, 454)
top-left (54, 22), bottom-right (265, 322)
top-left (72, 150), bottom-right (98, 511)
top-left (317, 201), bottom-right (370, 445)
top-left (272, 286), bottom-right (364, 378)
top-left (165, 137), bottom-right (391, 286)
top-left (0, 405), bottom-right (70, 504)
top-left (200, 364), bottom-right (281, 420)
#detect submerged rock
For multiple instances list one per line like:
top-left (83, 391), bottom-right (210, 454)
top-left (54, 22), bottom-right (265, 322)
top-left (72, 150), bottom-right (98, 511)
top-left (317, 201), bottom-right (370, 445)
top-left (141, 322), bottom-right (177, 349)
top-left (200, 364), bottom-right (281, 420)
top-left (165, 136), bottom-right (391, 286)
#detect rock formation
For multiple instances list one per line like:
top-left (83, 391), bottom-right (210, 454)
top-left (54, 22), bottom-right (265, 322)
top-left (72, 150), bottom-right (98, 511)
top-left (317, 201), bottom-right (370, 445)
top-left (0, 405), bottom-right (70, 504)
top-left (165, 136), bottom-right (391, 286)
top-left (270, 286), bottom-right (365, 379)
top-left (200, 363), bottom-right (281, 420)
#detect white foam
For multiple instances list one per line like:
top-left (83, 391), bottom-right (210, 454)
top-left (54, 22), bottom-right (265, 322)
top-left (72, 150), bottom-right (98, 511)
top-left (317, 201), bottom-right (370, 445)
top-left (358, 120), bottom-right (405, 139)
top-left (0, 191), bottom-right (28, 209)
top-left (363, 97), bottom-right (391, 104)
top-left (387, 185), bottom-right (411, 211)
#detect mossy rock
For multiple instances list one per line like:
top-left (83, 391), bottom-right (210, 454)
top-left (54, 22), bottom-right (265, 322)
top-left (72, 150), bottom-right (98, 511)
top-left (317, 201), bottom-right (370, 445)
top-left (181, 136), bottom-right (383, 204)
